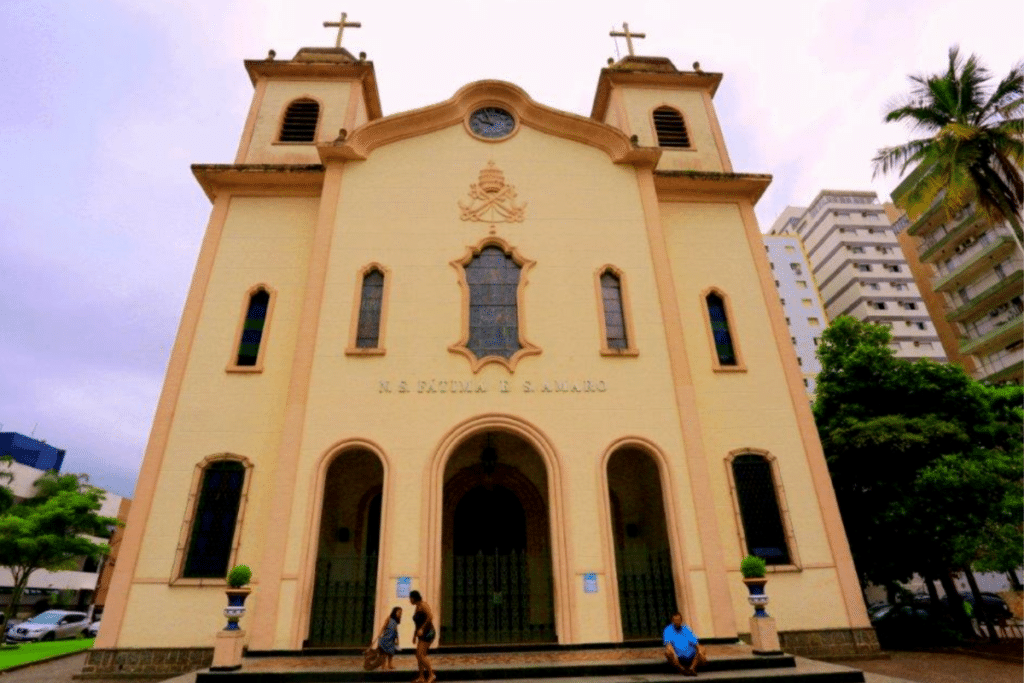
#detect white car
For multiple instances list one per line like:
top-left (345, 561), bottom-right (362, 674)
top-left (85, 619), bottom-right (101, 637)
top-left (4, 610), bottom-right (90, 642)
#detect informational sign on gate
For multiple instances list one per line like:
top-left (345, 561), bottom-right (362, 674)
top-left (396, 576), bottom-right (411, 598)
top-left (583, 573), bottom-right (598, 594)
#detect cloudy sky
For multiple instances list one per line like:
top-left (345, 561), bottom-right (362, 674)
top-left (1, 0), bottom-right (1020, 498)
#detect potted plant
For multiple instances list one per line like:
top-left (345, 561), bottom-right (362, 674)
top-left (223, 564), bottom-right (252, 631)
top-left (740, 555), bottom-right (770, 617)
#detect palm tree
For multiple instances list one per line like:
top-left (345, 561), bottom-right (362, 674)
top-left (873, 46), bottom-right (1024, 245)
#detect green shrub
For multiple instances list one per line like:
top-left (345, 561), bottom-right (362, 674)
top-left (740, 555), bottom-right (767, 579)
top-left (227, 564), bottom-right (252, 588)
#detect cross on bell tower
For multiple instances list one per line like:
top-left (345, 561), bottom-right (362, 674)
top-left (323, 12), bottom-right (362, 49)
top-left (609, 22), bottom-right (646, 57)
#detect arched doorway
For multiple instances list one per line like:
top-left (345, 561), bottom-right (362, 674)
top-left (607, 447), bottom-right (678, 639)
top-left (306, 449), bottom-right (383, 647)
top-left (441, 431), bottom-right (556, 644)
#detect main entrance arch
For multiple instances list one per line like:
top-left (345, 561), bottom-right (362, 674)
top-left (306, 448), bottom-right (383, 647)
top-left (607, 445), bottom-right (679, 639)
top-left (441, 432), bottom-right (555, 644)
top-left (428, 414), bottom-right (572, 645)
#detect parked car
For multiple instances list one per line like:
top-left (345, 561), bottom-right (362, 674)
top-left (4, 610), bottom-right (90, 643)
top-left (85, 619), bottom-right (101, 638)
top-left (869, 603), bottom-right (958, 648)
top-left (912, 591), bottom-right (1014, 619)
top-left (947, 592), bottom-right (1014, 619)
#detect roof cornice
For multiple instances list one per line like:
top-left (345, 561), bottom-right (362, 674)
top-left (191, 164), bottom-right (325, 202)
top-left (653, 170), bottom-right (772, 204)
top-left (243, 58), bottom-right (382, 120)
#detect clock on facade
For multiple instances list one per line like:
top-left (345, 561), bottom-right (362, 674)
top-left (468, 107), bottom-right (516, 139)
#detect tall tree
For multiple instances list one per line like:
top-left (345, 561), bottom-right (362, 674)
top-left (873, 46), bottom-right (1024, 244)
top-left (814, 317), bottom-right (1023, 637)
top-left (0, 471), bottom-right (120, 621)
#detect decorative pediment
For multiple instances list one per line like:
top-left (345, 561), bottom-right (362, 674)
top-left (318, 80), bottom-right (660, 167)
top-left (458, 162), bottom-right (526, 224)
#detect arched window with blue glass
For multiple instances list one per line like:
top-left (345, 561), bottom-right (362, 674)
top-left (727, 450), bottom-right (797, 567)
top-left (704, 289), bottom-right (742, 369)
top-left (181, 457), bottom-right (252, 579)
top-left (233, 286), bottom-right (273, 369)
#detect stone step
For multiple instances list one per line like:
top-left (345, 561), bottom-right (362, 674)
top-left (195, 644), bottom-right (865, 683)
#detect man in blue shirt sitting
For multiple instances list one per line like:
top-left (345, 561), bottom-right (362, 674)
top-left (663, 611), bottom-right (705, 676)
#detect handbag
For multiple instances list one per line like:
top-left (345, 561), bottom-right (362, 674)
top-left (363, 646), bottom-right (386, 671)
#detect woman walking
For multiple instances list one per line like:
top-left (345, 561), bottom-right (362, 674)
top-left (409, 590), bottom-right (436, 683)
top-left (376, 606), bottom-right (402, 671)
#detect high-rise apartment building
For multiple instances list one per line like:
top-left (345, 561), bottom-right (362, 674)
top-left (769, 191), bottom-right (946, 362)
top-left (763, 235), bottom-right (828, 396)
top-left (890, 169), bottom-right (1023, 384)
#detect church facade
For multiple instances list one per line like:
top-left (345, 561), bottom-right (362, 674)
top-left (97, 43), bottom-right (873, 656)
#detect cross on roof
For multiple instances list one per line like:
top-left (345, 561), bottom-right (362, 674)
top-left (323, 12), bottom-right (361, 49)
top-left (609, 22), bottom-right (646, 56)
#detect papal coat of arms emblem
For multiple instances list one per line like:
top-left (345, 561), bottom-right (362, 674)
top-left (458, 161), bottom-right (527, 224)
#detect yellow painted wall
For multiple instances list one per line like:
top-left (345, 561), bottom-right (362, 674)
top-left (659, 202), bottom-right (849, 631)
top-left (287, 124), bottom-right (702, 645)
top-left (117, 196), bottom-right (317, 647)
top-left (114, 77), bottom-right (862, 651)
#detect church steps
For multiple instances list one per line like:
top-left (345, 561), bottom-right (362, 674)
top-left (195, 645), bottom-right (866, 682)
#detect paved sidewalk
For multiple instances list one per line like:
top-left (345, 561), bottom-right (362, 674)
top-left (832, 650), bottom-right (1024, 683)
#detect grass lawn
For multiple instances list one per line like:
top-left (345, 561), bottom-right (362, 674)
top-left (0, 638), bottom-right (94, 670)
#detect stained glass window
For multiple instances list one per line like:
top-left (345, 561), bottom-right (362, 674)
top-left (732, 454), bottom-right (790, 565)
top-left (466, 247), bottom-right (521, 361)
top-left (236, 289), bottom-right (270, 366)
top-left (183, 460), bottom-right (246, 578)
top-left (601, 272), bottom-right (628, 350)
top-left (706, 293), bottom-right (737, 366)
top-left (356, 269), bottom-right (384, 348)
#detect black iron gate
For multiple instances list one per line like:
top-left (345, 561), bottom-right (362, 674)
top-left (616, 547), bottom-right (677, 639)
top-left (307, 554), bottom-right (378, 647)
top-left (446, 550), bottom-right (555, 645)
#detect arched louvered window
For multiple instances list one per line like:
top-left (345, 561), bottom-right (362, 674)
top-left (706, 292), bottom-right (737, 366)
top-left (356, 269), bottom-right (385, 348)
top-left (653, 106), bottom-right (690, 148)
top-left (279, 99), bottom-right (320, 142)
top-left (731, 454), bottom-right (791, 565)
top-left (183, 460), bottom-right (246, 578)
top-left (236, 289), bottom-right (270, 367)
top-left (467, 246), bottom-right (522, 361)
top-left (600, 271), bottom-right (628, 350)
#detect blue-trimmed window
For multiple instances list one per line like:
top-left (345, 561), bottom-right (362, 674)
top-left (236, 289), bottom-right (270, 366)
top-left (732, 454), bottom-right (790, 565)
top-left (601, 271), bottom-right (628, 350)
top-left (183, 460), bottom-right (246, 578)
top-left (706, 293), bottom-right (737, 366)
top-left (356, 269), bottom-right (384, 348)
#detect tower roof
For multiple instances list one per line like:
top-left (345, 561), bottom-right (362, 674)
top-left (244, 47), bottom-right (382, 120)
top-left (590, 56), bottom-right (723, 121)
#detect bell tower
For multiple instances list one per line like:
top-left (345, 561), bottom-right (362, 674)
top-left (591, 56), bottom-right (733, 174)
top-left (233, 46), bottom-right (381, 165)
